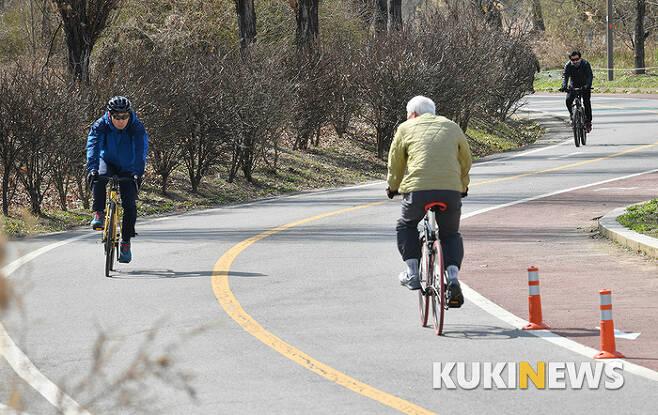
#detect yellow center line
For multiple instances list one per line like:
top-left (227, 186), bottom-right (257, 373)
top-left (471, 141), bottom-right (658, 187)
top-left (212, 201), bottom-right (436, 415)
top-left (211, 139), bottom-right (658, 413)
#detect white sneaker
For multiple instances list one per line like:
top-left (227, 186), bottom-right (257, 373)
top-left (398, 271), bottom-right (421, 290)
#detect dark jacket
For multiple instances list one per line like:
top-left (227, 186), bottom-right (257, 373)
top-left (561, 59), bottom-right (593, 90)
top-left (86, 110), bottom-right (148, 175)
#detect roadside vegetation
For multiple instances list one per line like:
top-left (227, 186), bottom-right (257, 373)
top-left (1, 0), bottom-right (542, 238)
top-left (617, 199), bottom-right (658, 238)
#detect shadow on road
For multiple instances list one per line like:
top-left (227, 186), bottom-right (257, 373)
top-left (436, 324), bottom-right (532, 340)
top-left (107, 269), bottom-right (266, 279)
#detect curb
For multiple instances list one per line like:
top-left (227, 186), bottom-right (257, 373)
top-left (598, 205), bottom-right (658, 259)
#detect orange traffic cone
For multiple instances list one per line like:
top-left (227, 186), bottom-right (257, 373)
top-left (594, 289), bottom-right (625, 359)
top-left (522, 267), bottom-right (550, 330)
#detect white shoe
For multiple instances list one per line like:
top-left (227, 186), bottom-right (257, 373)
top-left (398, 271), bottom-right (421, 290)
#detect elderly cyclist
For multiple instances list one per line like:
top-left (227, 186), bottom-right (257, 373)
top-left (386, 95), bottom-right (472, 308)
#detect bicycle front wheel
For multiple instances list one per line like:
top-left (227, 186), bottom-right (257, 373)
top-left (104, 205), bottom-right (116, 278)
top-left (573, 124), bottom-right (580, 147)
top-left (418, 236), bottom-right (431, 327)
top-left (430, 241), bottom-right (446, 335)
top-left (580, 113), bottom-right (587, 145)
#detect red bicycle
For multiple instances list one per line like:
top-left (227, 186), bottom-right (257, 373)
top-left (418, 202), bottom-right (448, 335)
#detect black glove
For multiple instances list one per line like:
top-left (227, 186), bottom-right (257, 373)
top-left (461, 187), bottom-right (468, 198)
top-left (386, 187), bottom-right (399, 199)
top-left (87, 170), bottom-right (98, 186)
top-left (558, 86), bottom-right (567, 92)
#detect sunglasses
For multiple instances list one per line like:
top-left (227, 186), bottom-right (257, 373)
top-left (570, 57), bottom-right (580, 62)
top-left (111, 113), bottom-right (130, 120)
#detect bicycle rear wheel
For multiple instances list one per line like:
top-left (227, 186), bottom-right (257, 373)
top-left (417, 236), bottom-right (431, 327)
top-left (430, 241), bottom-right (446, 335)
top-left (104, 205), bottom-right (116, 278)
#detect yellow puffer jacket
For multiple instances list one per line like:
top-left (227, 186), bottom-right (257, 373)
top-left (387, 113), bottom-right (472, 194)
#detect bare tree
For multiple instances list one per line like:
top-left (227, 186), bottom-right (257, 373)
top-left (357, 32), bottom-right (425, 159)
top-left (471, 0), bottom-right (503, 30)
top-left (11, 70), bottom-right (58, 215)
top-left (389, 0), bottom-right (402, 30)
top-left (531, 0), bottom-right (545, 32)
top-left (374, 0), bottom-right (387, 32)
top-left (294, 0), bottom-right (319, 52)
top-left (235, 0), bottom-right (257, 53)
top-left (53, 0), bottom-right (121, 84)
top-left (633, 0), bottom-right (648, 74)
top-left (0, 68), bottom-right (22, 215)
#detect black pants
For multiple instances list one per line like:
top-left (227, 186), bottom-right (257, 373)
top-left (396, 190), bottom-right (464, 269)
top-left (92, 159), bottom-right (138, 241)
top-left (566, 89), bottom-right (592, 123)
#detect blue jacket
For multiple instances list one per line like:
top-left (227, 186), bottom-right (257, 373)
top-left (86, 110), bottom-right (148, 175)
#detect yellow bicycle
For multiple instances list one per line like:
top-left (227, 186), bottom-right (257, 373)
top-left (95, 175), bottom-right (137, 277)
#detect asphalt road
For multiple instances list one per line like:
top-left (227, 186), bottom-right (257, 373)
top-left (1, 93), bottom-right (657, 414)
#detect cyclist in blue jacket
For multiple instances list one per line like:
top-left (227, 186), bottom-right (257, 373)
top-left (86, 96), bottom-right (148, 263)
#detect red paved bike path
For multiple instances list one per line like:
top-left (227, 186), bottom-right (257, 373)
top-left (461, 171), bottom-right (658, 371)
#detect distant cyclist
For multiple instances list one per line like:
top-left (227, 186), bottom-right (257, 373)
top-left (386, 96), bottom-right (472, 308)
top-left (559, 50), bottom-right (593, 132)
top-left (86, 96), bottom-right (148, 263)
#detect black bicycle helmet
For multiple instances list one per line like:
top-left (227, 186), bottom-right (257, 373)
top-left (107, 96), bottom-right (131, 113)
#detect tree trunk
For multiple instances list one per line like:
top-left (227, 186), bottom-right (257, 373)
top-left (634, 0), bottom-right (646, 75)
top-left (375, 0), bottom-right (387, 32)
top-left (54, 0), bottom-right (120, 85)
top-left (531, 0), bottom-right (545, 32)
top-left (296, 0), bottom-right (319, 53)
top-left (63, 28), bottom-right (92, 84)
top-left (76, 176), bottom-right (90, 210)
top-left (388, 0), bottom-right (401, 31)
top-left (1, 170), bottom-right (10, 216)
top-left (235, 0), bottom-right (257, 53)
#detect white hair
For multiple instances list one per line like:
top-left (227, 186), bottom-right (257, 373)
top-left (406, 96), bottom-right (435, 117)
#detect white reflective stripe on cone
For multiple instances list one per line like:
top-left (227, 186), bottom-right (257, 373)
top-left (528, 270), bottom-right (539, 282)
top-left (599, 294), bottom-right (612, 306)
top-left (528, 285), bottom-right (541, 296)
top-left (600, 309), bottom-right (613, 321)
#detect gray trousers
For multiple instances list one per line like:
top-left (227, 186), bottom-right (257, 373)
top-left (396, 190), bottom-right (464, 269)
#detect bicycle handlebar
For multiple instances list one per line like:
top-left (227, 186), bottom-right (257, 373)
top-left (94, 175), bottom-right (141, 192)
top-left (97, 175), bottom-right (136, 181)
top-left (386, 187), bottom-right (468, 199)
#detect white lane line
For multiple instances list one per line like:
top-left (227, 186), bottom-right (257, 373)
top-left (1, 232), bottom-right (94, 415)
top-left (475, 139), bottom-right (572, 167)
top-left (558, 151), bottom-right (582, 158)
top-left (593, 187), bottom-right (639, 192)
top-left (461, 167), bottom-right (658, 382)
top-left (548, 151), bottom-right (583, 160)
top-left (594, 327), bottom-right (641, 340)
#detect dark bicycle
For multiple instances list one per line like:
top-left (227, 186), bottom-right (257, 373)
top-left (570, 87), bottom-right (587, 147)
top-left (92, 175), bottom-right (139, 277)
